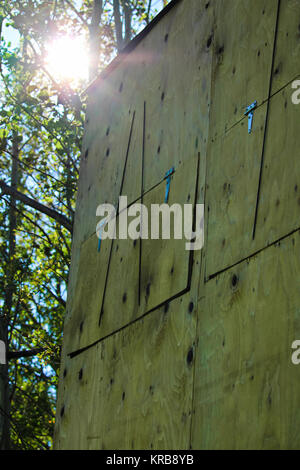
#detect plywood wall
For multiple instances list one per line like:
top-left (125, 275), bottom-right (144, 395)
top-left (54, 0), bottom-right (300, 450)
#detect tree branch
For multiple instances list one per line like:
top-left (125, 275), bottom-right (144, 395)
top-left (146, 0), bottom-right (152, 24)
top-left (0, 70), bottom-right (79, 175)
top-left (42, 284), bottom-right (66, 308)
top-left (7, 347), bottom-right (46, 360)
top-left (0, 180), bottom-right (73, 233)
top-left (64, 0), bottom-right (89, 27)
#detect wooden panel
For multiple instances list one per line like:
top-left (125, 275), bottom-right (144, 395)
top-left (140, 154), bottom-right (199, 313)
top-left (62, 234), bottom-right (112, 354)
top-left (271, 0), bottom-right (300, 95)
top-left (255, 83), bottom-right (300, 247)
top-left (99, 215), bottom-right (141, 339)
top-left (54, 293), bottom-right (197, 450)
top-left (69, 0), bottom-right (213, 277)
top-left (141, 0), bottom-right (212, 192)
top-left (205, 103), bottom-right (267, 278)
top-left (58, 0), bottom-right (211, 359)
top-left (62, 74), bottom-right (137, 321)
top-left (95, 103), bottom-right (144, 343)
top-left (210, 0), bottom-right (278, 139)
top-left (75, 101), bottom-right (135, 246)
top-left (121, 105), bottom-right (144, 205)
top-left (97, 153), bottom-right (199, 340)
top-left (64, 156), bottom-right (200, 353)
top-left (192, 232), bottom-right (300, 449)
top-left (65, 104), bottom-right (144, 351)
top-left (77, 0), bottom-right (213, 233)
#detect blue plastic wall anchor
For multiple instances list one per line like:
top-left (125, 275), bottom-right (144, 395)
top-left (244, 100), bottom-right (257, 134)
top-left (164, 167), bottom-right (175, 203)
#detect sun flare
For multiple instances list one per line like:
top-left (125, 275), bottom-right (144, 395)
top-left (45, 36), bottom-right (89, 85)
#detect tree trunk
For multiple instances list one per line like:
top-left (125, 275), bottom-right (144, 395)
top-left (113, 0), bottom-right (133, 52)
top-left (0, 131), bottom-right (19, 450)
top-left (122, 0), bottom-right (132, 46)
top-left (89, 0), bottom-right (103, 80)
top-left (0, 1), bottom-right (6, 426)
top-left (113, 0), bottom-right (123, 53)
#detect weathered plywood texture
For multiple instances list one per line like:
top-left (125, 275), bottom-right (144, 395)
top-left (62, 234), bottom-right (112, 354)
top-left (209, 0), bottom-right (278, 140)
top-left (205, 103), bottom-right (267, 278)
top-left (76, 82), bottom-right (137, 246)
top-left (140, 154), bottom-right (199, 313)
top-left (63, 105), bottom-right (143, 351)
top-left (55, 0), bottom-right (300, 451)
top-left (54, 292), bottom-right (198, 450)
top-left (254, 82), bottom-right (300, 248)
top-left (271, 0), bottom-right (300, 95)
top-left (63, 103), bottom-right (137, 324)
top-left (76, 0), bottom-right (213, 243)
top-left (69, 153), bottom-right (199, 347)
top-left (120, 105), bottom-right (144, 204)
top-left (141, 0), bottom-right (212, 192)
top-left (99, 215), bottom-right (141, 339)
top-left (192, 232), bottom-right (300, 450)
top-left (60, 0), bottom-right (212, 356)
